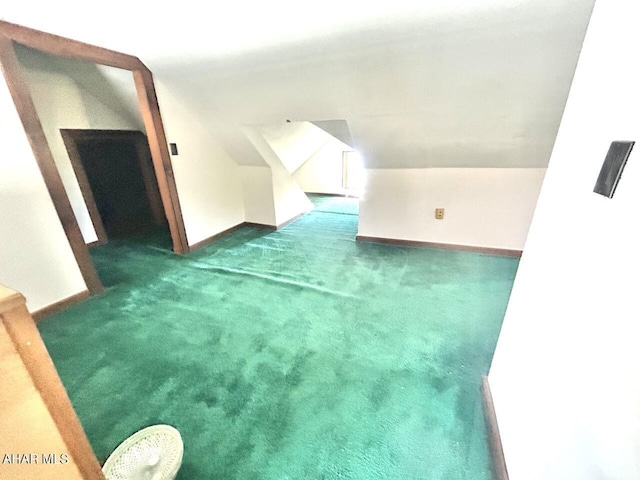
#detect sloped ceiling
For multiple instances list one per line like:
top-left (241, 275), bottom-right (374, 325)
top-left (260, 122), bottom-right (332, 173)
top-left (14, 45), bottom-right (144, 131)
top-left (2, 0), bottom-right (595, 168)
top-left (311, 121), bottom-right (353, 149)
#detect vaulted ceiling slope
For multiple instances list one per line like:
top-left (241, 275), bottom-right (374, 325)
top-left (2, 0), bottom-right (595, 168)
top-left (14, 45), bottom-right (144, 132)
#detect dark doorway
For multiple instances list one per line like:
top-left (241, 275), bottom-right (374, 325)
top-left (61, 129), bottom-right (168, 245)
top-left (77, 138), bottom-right (164, 238)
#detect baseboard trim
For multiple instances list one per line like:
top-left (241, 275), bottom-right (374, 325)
top-left (31, 290), bottom-right (90, 322)
top-left (355, 235), bottom-right (522, 257)
top-left (189, 213), bottom-right (314, 253)
top-left (189, 221), bottom-right (291, 252)
top-left (277, 211), bottom-right (308, 230)
top-left (482, 376), bottom-right (509, 480)
top-left (243, 222), bottom-right (277, 231)
top-left (188, 222), bottom-right (247, 252)
top-left (305, 192), bottom-right (346, 197)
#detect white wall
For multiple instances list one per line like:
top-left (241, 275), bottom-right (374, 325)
top-left (243, 127), bottom-right (312, 227)
top-left (358, 168), bottom-right (546, 251)
top-left (293, 139), bottom-right (348, 195)
top-left (489, 1), bottom-right (640, 478)
top-left (82, 64), bottom-right (145, 132)
top-left (0, 74), bottom-right (87, 312)
top-left (155, 81), bottom-right (245, 245)
top-left (239, 166), bottom-right (276, 225)
top-left (271, 165), bottom-right (313, 227)
top-left (17, 48), bottom-right (143, 244)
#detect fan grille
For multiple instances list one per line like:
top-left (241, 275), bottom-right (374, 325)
top-left (102, 425), bottom-right (183, 480)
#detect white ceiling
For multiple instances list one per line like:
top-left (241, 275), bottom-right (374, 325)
top-left (2, 0), bottom-right (596, 168)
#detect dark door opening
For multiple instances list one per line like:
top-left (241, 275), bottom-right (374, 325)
top-left (66, 130), bottom-right (168, 242)
top-left (78, 138), bottom-right (160, 238)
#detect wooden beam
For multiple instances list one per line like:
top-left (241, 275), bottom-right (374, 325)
top-left (0, 285), bottom-right (26, 315)
top-left (60, 130), bottom-right (109, 246)
top-left (0, 20), bottom-right (142, 70)
top-left (58, 128), bottom-right (146, 140)
top-left (134, 67), bottom-right (189, 254)
top-left (0, 36), bottom-right (104, 294)
top-left (1, 286), bottom-right (105, 479)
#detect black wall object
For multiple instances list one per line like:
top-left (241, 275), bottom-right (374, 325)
top-left (594, 141), bottom-right (634, 198)
top-left (170, 143), bottom-right (179, 156)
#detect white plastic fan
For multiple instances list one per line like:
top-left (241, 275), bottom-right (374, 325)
top-left (102, 425), bottom-right (183, 480)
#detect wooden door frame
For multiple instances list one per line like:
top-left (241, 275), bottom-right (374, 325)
top-left (0, 20), bottom-right (189, 295)
top-left (60, 129), bottom-right (109, 247)
top-left (61, 129), bottom-right (168, 247)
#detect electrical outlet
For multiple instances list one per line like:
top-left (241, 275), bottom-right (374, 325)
top-left (435, 208), bottom-right (445, 220)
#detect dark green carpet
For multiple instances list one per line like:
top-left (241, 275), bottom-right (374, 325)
top-left (38, 196), bottom-right (518, 479)
top-left (307, 194), bottom-right (359, 216)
